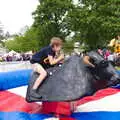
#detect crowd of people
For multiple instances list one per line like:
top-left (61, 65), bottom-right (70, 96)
top-left (0, 52), bottom-right (33, 62)
top-left (0, 48), bottom-right (120, 66)
top-left (97, 34), bottom-right (120, 66)
top-left (0, 34), bottom-right (120, 66)
top-left (97, 48), bottom-right (120, 66)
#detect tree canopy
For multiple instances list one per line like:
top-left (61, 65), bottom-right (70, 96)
top-left (5, 28), bottom-right (39, 52)
top-left (5, 0), bottom-right (120, 52)
top-left (0, 22), bottom-right (4, 42)
top-left (66, 0), bottom-right (120, 49)
top-left (32, 0), bottom-right (74, 45)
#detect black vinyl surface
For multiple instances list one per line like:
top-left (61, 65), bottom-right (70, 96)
top-left (26, 53), bottom-right (120, 102)
top-left (26, 55), bottom-right (95, 102)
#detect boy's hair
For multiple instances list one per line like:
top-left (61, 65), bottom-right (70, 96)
top-left (50, 37), bottom-right (63, 47)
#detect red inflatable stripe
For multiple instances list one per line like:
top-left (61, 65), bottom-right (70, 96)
top-left (0, 88), bottom-right (119, 117)
top-left (42, 102), bottom-right (71, 115)
top-left (0, 91), bottom-right (41, 113)
top-left (76, 88), bottom-right (120, 106)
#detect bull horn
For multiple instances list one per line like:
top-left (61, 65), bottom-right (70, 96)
top-left (83, 56), bottom-right (95, 67)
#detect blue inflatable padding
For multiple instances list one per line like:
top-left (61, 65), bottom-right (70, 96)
top-left (0, 69), bottom-right (32, 90)
top-left (116, 70), bottom-right (120, 74)
top-left (111, 70), bottom-right (120, 89)
top-left (0, 112), bottom-right (53, 120)
top-left (0, 69), bottom-right (120, 91)
top-left (112, 84), bottom-right (120, 89)
top-left (72, 111), bottom-right (120, 120)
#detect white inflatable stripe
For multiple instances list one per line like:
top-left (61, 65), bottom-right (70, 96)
top-left (44, 118), bottom-right (59, 120)
top-left (8, 86), bottom-right (28, 98)
top-left (75, 92), bottom-right (120, 112)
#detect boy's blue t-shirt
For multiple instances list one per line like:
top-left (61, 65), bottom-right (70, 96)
top-left (30, 46), bottom-right (55, 68)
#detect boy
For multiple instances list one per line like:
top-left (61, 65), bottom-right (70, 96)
top-left (30, 37), bottom-right (64, 98)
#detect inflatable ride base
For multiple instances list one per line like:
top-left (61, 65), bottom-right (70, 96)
top-left (41, 102), bottom-right (75, 120)
top-left (41, 102), bottom-right (71, 116)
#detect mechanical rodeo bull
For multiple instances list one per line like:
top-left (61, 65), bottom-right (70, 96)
top-left (26, 51), bottom-right (120, 116)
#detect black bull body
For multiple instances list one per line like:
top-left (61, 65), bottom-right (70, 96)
top-left (26, 52), bottom-right (120, 102)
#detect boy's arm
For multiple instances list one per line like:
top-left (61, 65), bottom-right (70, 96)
top-left (48, 54), bottom-right (64, 65)
top-left (83, 56), bottom-right (95, 67)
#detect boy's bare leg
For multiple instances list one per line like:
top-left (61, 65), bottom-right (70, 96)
top-left (32, 64), bottom-right (47, 90)
top-left (30, 64), bottom-right (47, 98)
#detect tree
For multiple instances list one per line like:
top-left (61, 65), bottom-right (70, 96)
top-left (32, 0), bottom-right (74, 46)
top-left (66, 0), bottom-right (120, 49)
top-left (0, 22), bottom-right (4, 42)
top-left (5, 27), bottom-right (40, 52)
top-left (5, 31), bottom-right (10, 39)
top-left (5, 0), bottom-right (75, 52)
top-left (6, 0), bottom-right (120, 52)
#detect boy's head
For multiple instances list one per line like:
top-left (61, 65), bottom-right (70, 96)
top-left (50, 37), bottom-right (63, 52)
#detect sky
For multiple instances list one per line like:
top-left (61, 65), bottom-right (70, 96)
top-left (0, 0), bottom-right (38, 34)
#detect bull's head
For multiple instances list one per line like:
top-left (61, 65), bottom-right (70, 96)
top-left (83, 51), bottom-right (120, 88)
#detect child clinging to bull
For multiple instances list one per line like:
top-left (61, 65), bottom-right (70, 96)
top-left (30, 37), bottom-right (64, 98)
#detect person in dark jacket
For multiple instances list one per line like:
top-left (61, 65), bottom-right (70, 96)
top-left (30, 37), bottom-right (64, 98)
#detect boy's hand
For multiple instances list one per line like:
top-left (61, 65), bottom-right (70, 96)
top-left (59, 54), bottom-right (64, 60)
top-left (48, 54), bottom-right (64, 65)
